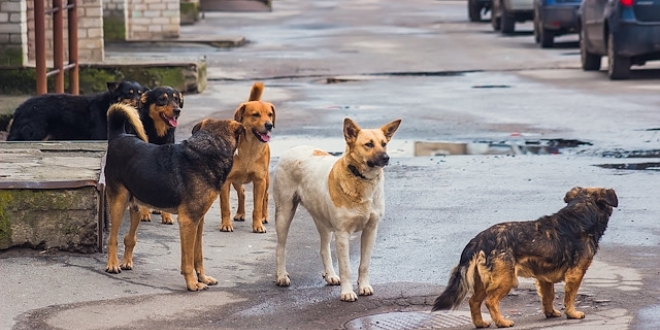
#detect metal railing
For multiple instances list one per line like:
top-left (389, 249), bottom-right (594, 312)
top-left (34, 0), bottom-right (79, 95)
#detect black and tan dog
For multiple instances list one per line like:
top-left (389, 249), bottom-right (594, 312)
top-left (132, 86), bottom-right (184, 225)
top-left (104, 103), bottom-right (243, 291)
top-left (7, 81), bottom-right (142, 141)
top-left (219, 82), bottom-right (275, 233)
top-left (432, 187), bottom-right (618, 328)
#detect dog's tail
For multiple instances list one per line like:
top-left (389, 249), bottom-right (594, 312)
top-left (107, 103), bottom-right (147, 142)
top-left (432, 245), bottom-right (484, 311)
top-left (248, 82), bottom-right (264, 102)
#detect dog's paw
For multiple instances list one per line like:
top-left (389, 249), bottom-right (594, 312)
top-left (253, 225), bottom-right (267, 233)
top-left (495, 318), bottom-right (514, 328)
top-left (340, 291), bottom-right (358, 302)
top-left (140, 217), bottom-right (151, 222)
top-left (323, 273), bottom-right (341, 285)
top-left (151, 210), bottom-right (162, 215)
top-left (187, 282), bottom-right (209, 291)
top-left (120, 262), bottom-right (133, 270)
top-left (161, 213), bottom-right (174, 225)
top-left (198, 274), bottom-right (218, 286)
top-left (545, 309), bottom-right (561, 318)
top-left (219, 224), bottom-right (234, 232)
top-left (358, 285), bottom-right (374, 296)
top-left (566, 310), bottom-right (585, 319)
top-left (105, 264), bottom-right (121, 274)
top-left (233, 216), bottom-right (246, 222)
top-left (474, 321), bottom-right (491, 328)
top-left (262, 218), bottom-right (268, 224)
top-left (275, 275), bottom-right (291, 287)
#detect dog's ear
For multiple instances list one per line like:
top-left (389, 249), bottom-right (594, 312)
top-left (343, 118), bottom-right (361, 144)
top-left (192, 119), bottom-right (207, 135)
top-left (107, 82), bottom-right (120, 93)
top-left (271, 105), bottom-right (276, 128)
top-left (177, 92), bottom-right (184, 108)
top-left (381, 119), bottom-right (401, 142)
top-left (564, 186), bottom-right (583, 203)
top-left (231, 120), bottom-right (246, 139)
top-left (234, 104), bottom-right (246, 122)
top-left (598, 188), bottom-right (618, 208)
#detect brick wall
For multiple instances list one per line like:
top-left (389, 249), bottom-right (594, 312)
top-left (25, 0), bottom-right (104, 65)
top-left (126, 0), bottom-right (179, 40)
top-left (0, 0), bottom-right (28, 66)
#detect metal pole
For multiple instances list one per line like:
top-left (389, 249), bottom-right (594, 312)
top-left (53, 0), bottom-right (65, 93)
top-left (67, 0), bottom-right (79, 95)
top-left (35, 0), bottom-right (47, 95)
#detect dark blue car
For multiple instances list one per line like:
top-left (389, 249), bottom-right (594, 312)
top-left (579, 0), bottom-right (660, 79)
top-left (533, 0), bottom-right (581, 48)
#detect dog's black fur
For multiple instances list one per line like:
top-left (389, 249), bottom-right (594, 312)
top-left (7, 81), bottom-right (142, 141)
top-left (137, 86), bottom-right (183, 145)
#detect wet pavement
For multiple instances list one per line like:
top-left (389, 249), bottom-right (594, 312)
top-left (2, 0), bottom-right (660, 329)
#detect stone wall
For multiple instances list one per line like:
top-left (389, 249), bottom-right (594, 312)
top-left (0, 0), bottom-right (28, 66)
top-left (126, 0), bottom-right (179, 40)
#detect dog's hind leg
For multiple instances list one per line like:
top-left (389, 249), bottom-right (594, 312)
top-left (233, 183), bottom-right (246, 222)
top-left (357, 222), bottom-right (378, 296)
top-left (178, 213), bottom-right (208, 291)
top-left (274, 193), bottom-right (299, 287)
top-left (483, 260), bottom-right (516, 327)
top-left (261, 172), bottom-right (270, 224)
top-left (138, 205), bottom-right (152, 222)
top-left (468, 276), bottom-right (491, 328)
top-left (536, 280), bottom-right (561, 318)
top-left (335, 231), bottom-right (357, 302)
top-left (563, 265), bottom-right (589, 319)
top-left (194, 216), bottom-right (218, 286)
top-left (160, 211), bottom-right (174, 225)
top-left (251, 178), bottom-right (268, 233)
top-left (105, 186), bottom-right (130, 273)
top-left (318, 227), bottom-right (340, 286)
top-left (120, 204), bottom-right (143, 270)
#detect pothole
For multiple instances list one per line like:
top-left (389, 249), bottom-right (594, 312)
top-left (600, 149), bottom-right (660, 158)
top-left (594, 162), bottom-right (660, 171)
top-left (471, 84), bottom-right (511, 89)
top-left (413, 139), bottom-right (591, 157)
top-left (344, 311), bottom-right (474, 330)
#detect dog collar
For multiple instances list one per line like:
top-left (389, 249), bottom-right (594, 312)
top-left (348, 164), bottom-right (368, 180)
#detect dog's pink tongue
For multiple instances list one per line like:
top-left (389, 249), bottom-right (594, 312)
top-left (260, 132), bottom-right (271, 142)
top-left (168, 117), bottom-right (178, 127)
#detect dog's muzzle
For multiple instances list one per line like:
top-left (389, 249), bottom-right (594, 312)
top-left (367, 152), bottom-right (390, 168)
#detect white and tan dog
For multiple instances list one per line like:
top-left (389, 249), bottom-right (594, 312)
top-left (273, 117), bottom-right (401, 301)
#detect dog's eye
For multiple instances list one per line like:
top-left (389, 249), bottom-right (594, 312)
top-left (252, 113), bottom-right (260, 117)
top-left (381, 142), bottom-right (386, 147)
top-left (365, 142), bottom-right (374, 148)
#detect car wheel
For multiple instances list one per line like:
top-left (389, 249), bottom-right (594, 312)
top-left (540, 27), bottom-right (554, 48)
top-left (501, 7), bottom-right (515, 34)
top-left (533, 17), bottom-right (540, 43)
top-left (607, 33), bottom-right (630, 80)
top-left (468, 0), bottom-right (481, 22)
top-left (491, 1), bottom-right (501, 31)
top-left (580, 28), bottom-right (601, 71)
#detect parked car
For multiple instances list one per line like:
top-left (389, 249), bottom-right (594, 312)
top-left (491, 0), bottom-right (535, 34)
top-left (533, 0), bottom-right (581, 48)
top-left (468, 0), bottom-right (492, 22)
top-left (579, 0), bottom-right (660, 80)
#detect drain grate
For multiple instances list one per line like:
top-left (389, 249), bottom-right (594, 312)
top-left (344, 311), bottom-right (474, 330)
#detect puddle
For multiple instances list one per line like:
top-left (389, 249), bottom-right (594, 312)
top-left (601, 149), bottom-right (660, 158)
top-left (471, 84), bottom-right (511, 89)
top-left (637, 305), bottom-right (660, 330)
top-left (344, 311), bottom-right (475, 330)
top-left (595, 162), bottom-right (660, 171)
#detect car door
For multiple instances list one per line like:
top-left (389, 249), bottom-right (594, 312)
top-left (582, 0), bottom-right (608, 53)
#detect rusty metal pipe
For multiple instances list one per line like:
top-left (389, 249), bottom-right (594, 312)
top-left (53, 0), bottom-right (65, 93)
top-left (34, 0), bottom-right (47, 95)
top-left (68, 0), bottom-right (79, 95)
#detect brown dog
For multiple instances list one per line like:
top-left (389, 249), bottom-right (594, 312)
top-left (432, 187), bottom-right (618, 328)
top-left (104, 103), bottom-right (243, 291)
top-left (219, 82), bottom-right (275, 233)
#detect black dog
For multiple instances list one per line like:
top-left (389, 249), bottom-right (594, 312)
top-left (7, 81), bottom-right (142, 141)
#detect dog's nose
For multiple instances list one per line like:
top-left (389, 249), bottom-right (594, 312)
top-left (265, 122), bottom-right (273, 131)
top-left (380, 153), bottom-right (390, 164)
top-left (173, 108), bottom-right (181, 116)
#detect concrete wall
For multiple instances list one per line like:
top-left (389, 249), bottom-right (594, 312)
top-left (126, 0), bottom-right (180, 40)
top-left (0, 0), bottom-right (28, 66)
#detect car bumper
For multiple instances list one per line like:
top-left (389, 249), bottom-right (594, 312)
top-left (506, 0), bottom-right (534, 11)
top-left (615, 23), bottom-right (660, 58)
top-left (540, 5), bottom-right (579, 30)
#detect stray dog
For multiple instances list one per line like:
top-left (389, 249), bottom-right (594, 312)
top-left (274, 118), bottom-right (401, 301)
top-left (219, 82), bottom-right (275, 233)
top-left (432, 187), bottom-right (618, 328)
top-left (133, 86), bottom-right (184, 225)
top-left (104, 103), bottom-right (243, 291)
top-left (7, 81), bottom-right (141, 141)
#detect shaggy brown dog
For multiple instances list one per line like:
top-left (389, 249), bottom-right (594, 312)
top-left (104, 103), bottom-right (243, 291)
top-left (219, 82), bottom-right (275, 233)
top-left (432, 187), bottom-right (618, 328)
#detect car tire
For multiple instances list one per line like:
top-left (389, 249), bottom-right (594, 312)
top-left (533, 17), bottom-right (540, 43)
top-left (540, 27), bottom-right (554, 48)
top-left (607, 33), bottom-right (630, 80)
top-left (491, 1), bottom-right (501, 31)
top-left (580, 28), bottom-right (601, 71)
top-left (468, 0), bottom-right (481, 22)
top-left (501, 7), bottom-right (515, 34)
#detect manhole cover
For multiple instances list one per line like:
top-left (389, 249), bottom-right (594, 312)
top-left (344, 311), bottom-right (474, 330)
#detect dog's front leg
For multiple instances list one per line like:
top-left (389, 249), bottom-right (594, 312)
top-left (564, 266), bottom-right (589, 319)
top-left (335, 231), bottom-right (357, 301)
top-left (105, 188), bottom-right (130, 273)
top-left (194, 216), bottom-right (217, 286)
top-left (357, 223), bottom-right (378, 296)
top-left (178, 214), bottom-right (207, 291)
top-left (320, 229), bottom-right (340, 285)
top-left (251, 178), bottom-right (268, 233)
top-left (119, 206), bottom-right (143, 270)
top-left (219, 181), bottom-right (234, 232)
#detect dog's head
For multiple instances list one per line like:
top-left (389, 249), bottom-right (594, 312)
top-left (564, 187), bottom-right (618, 209)
top-left (140, 86), bottom-right (183, 137)
top-left (343, 118), bottom-right (401, 168)
top-left (233, 83), bottom-right (275, 143)
top-left (107, 81), bottom-right (143, 107)
top-left (192, 118), bottom-right (245, 155)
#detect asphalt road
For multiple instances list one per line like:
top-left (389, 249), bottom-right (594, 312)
top-left (2, 0), bottom-right (660, 329)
